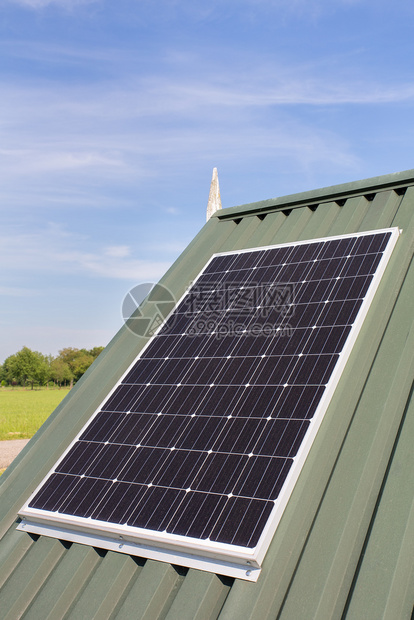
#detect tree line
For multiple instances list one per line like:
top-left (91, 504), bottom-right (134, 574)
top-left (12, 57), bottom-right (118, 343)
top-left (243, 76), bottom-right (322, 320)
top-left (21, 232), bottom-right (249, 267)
top-left (0, 346), bottom-right (104, 389)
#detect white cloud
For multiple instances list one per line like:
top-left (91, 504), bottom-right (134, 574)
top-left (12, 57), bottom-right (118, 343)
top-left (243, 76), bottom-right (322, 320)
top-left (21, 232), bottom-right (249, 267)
top-left (5, 0), bottom-right (98, 8)
top-left (0, 44), bottom-right (412, 219)
top-left (3, 63), bottom-right (408, 185)
top-left (0, 224), bottom-right (174, 282)
top-left (0, 286), bottom-right (38, 297)
top-left (143, 71), bottom-right (414, 110)
top-left (0, 40), bottom-right (120, 68)
top-left (0, 148), bottom-right (124, 176)
top-left (71, 252), bottom-right (172, 281)
top-left (104, 246), bottom-right (131, 258)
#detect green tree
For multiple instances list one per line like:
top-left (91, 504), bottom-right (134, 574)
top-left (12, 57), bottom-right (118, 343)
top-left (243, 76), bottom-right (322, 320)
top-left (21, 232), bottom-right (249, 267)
top-left (50, 357), bottom-right (73, 388)
top-left (1, 345), bottom-right (104, 389)
top-left (1, 357), bottom-right (14, 386)
top-left (56, 347), bottom-right (99, 386)
top-left (2, 347), bottom-right (50, 389)
top-left (56, 348), bottom-right (78, 388)
top-left (71, 350), bottom-right (94, 383)
top-left (89, 346), bottom-right (104, 359)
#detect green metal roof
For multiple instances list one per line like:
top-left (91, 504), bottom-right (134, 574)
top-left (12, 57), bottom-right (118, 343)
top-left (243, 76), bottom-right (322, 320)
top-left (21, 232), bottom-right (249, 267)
top-left (1, 169), bottom-right (414, 619)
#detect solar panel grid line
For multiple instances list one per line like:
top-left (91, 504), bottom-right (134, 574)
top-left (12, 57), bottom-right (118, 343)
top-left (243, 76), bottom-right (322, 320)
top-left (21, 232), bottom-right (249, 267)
top-left (120, 231), bottom-right (384, 504)
top-left (21, 312), bottom-right (362, 532)
top-left (155, 324), bottom-right (334, 383)
top-left (78, 417), bottom-right (307, 462)
top-left (18, 227), bottom-right (400, 581)
top-left (252, 227), bottom-right (400, 566)
top-left (202, 248), bottom-right (382, 292)
top-left (48, 235), bottom-right (356, 502)
top-left (59, 442), bottom-right (294, 504)
top-left (172, 281), bottom-right (372, 347)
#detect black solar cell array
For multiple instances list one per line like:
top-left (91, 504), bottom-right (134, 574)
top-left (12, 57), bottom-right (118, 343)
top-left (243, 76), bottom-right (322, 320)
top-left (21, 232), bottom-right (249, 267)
top-left (23, 230), bottom-right (395, 559)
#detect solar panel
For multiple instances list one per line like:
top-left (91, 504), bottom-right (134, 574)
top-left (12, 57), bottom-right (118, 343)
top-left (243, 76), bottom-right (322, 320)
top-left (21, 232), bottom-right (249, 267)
top-left (18, 228), bottom-right (400, 581)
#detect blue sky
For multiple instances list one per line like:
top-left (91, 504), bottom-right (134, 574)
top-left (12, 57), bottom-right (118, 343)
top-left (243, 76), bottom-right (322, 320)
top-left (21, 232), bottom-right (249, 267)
top-left (1, 0), bottom-right (414, 362)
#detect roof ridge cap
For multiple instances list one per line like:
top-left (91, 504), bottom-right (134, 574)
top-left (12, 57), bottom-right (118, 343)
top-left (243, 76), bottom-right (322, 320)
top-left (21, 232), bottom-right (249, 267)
top-left (214, 168), bottom-right (414, 219)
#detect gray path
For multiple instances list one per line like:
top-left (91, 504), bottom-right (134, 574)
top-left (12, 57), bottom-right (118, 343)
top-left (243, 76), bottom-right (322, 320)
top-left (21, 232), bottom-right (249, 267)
top-left (0, 439), bottom-right (30, 469)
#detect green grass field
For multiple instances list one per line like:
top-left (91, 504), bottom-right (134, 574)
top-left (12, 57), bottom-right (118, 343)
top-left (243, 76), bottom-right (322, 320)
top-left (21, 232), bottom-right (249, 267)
top-left (0, 387), bottom-right (70, 441)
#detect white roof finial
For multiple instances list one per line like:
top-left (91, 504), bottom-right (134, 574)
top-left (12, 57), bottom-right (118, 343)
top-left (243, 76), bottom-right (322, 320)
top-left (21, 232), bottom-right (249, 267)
top-left (206, 167), bottom-right (222, 221)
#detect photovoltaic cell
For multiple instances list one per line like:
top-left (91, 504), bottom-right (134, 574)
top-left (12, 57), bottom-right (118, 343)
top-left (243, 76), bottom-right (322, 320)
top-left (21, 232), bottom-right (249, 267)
top-left (18, 228), bottom-right (399, 579)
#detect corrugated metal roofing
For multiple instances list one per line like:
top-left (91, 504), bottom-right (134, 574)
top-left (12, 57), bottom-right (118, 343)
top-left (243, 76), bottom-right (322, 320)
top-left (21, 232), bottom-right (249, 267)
top-left (1, 169), bottom-right (414, 619)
